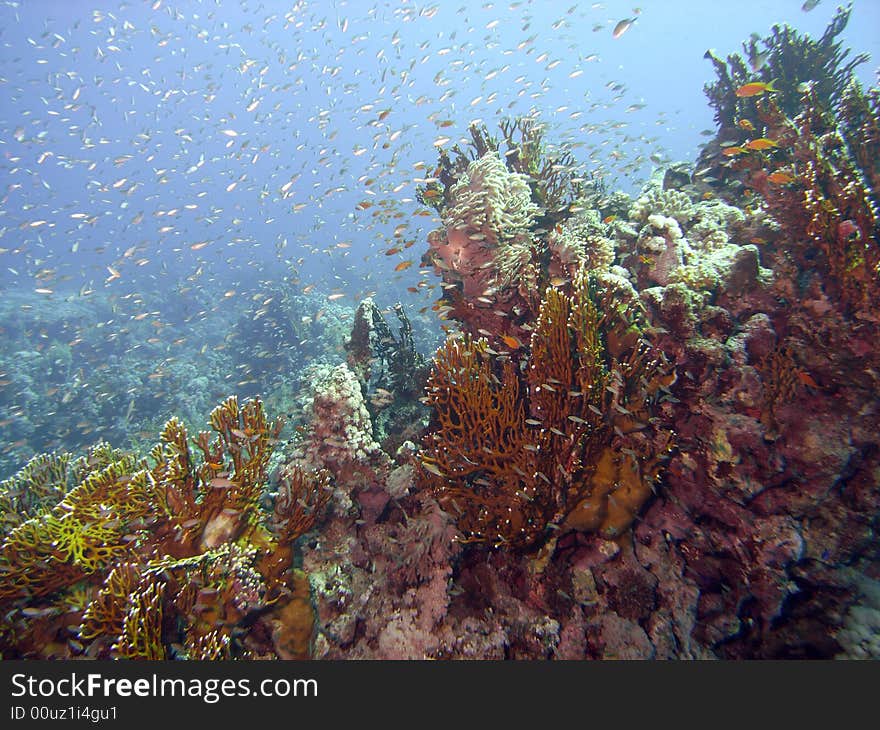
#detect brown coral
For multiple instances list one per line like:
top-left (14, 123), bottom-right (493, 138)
top-left (418, 268), bottom-right (675, 550)
top-left (0, 397), bottom-right (327, 660)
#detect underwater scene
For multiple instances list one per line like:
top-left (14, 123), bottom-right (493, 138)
top-left (0, 0), bottom-right (877, 660)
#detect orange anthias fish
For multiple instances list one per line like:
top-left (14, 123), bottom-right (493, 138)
top-left (767, 170), bottom-right (795, 185)
top-left (737, 118), bottom-right (756, 131)
top-left (797, 370), bottom-right (820, 389)
top-left (735, 80), bottom-right (779, 97)
top-left (500, 334), bottom-right (524, 350)
top-left (744, 137), bottom-right (779, 151)
top-left (721, 146), bottom-right (748, 157)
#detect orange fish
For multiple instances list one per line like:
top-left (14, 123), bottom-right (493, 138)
top-left (721, 146), bottom-right (748, 157)
top-left (767, 170), bottom-right (795, 185)
top-left (394, 260), bottom-right (413, 272)
top-left (737, 118), bottom-right (755, 131)
top-left (735, 80), bottom-right (778, 97)
top-left (797, 371), bottom-right (819, 389)
top-left (744, 137), bottom-right (778, 151)
top-left (500, 334), bottom-right (523, 349)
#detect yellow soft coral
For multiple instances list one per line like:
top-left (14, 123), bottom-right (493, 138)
top-left (0, 396), bottom-right (328, 660)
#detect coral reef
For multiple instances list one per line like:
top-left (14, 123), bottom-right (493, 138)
top-left (2, 13), bottom-right (878, 663)
top-left (294, 120), bottom-right (877, 658)
top-left (754, 86), bottom-right (879, 318)
top-left (0, 397), bottom-right (331, 659)
top-left (420, 119), bottom-right (611, 349)
top-left (345, 298), bottom-right (430, 453)
top-left (698, 7), bottom-right (879, 321)
top-left (418, 268), bottom-right (674, 549)
top-left (0, 278), bottom-right (358, 481)
top-left (703, 3), bottom-right (867, 127)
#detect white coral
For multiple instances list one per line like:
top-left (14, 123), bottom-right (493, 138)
top-left (638, 214), bottom-right (692, 286)
top-left (631, 187), bottom-right (695, 226)
top-left (308, 363), bottom-right (380, 468)
top-left (548, 209), bottom-right (616, 271)
top-left (445, 151), bottom-right (541, 248)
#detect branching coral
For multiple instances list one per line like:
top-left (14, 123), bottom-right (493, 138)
top-left (700, 7), bottom-right (879, 319)
top-left (0, 396), bottom-right (330, 660)
top-left (418, 268), bottom-right (675, 550)
top-left (750, 86), bottom-right (879, 317)
top-left (0, 451), bottom-right (147, 602)
top-left (0, 452), bottom-right (73, 531)
top-left (704, 3), bottom-right (867, 129)
top-left (271, 463), bottom-right (333, 544)
top-left (345, 298), bottom-right (431, 453)
top-left (113, 577), bottom-right (165, 660)
top-left (346, 297), bottom-right (428, 401)
top-left (498, 116), bottom-right (588, 220)
top-left (839, 76), bottom-right (880, 211)
top-left (755, 343), bottom-right (800, 440)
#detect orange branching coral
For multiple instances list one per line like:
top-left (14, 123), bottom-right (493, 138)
top-left (0, 452), bottom-right (72, 531)
top-left (112, 577), bottom-right (165, 660)
top-left (0, 396), bottom-right (327, 660)
top-left (420, 333), bottom-right (546, 546)
top-left (147, 396), bottom-right (284, 555)
top-left (270, 463), bottom-right (333, 544)
top-left (755, 343), bottom-right (814, 440)
top-left (419, 269), bottom-right (675, 549)
top-left (79, 562), bottom-right (142, 644)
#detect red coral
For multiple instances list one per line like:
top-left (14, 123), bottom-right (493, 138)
top-left (751, 91), bottom-right (879, 317)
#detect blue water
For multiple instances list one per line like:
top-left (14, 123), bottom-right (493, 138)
top-left (0, 0), bottom-right (877, 475)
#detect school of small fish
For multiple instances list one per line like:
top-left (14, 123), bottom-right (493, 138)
top-left (1, 0), bottom-right (837, 460)
top-left (0, 1), bottom-right (686, 320)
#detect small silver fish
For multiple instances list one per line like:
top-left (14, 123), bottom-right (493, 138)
top-left (612, 17), bottom-right (635, 39)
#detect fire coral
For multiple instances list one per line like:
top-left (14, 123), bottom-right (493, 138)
top-left (0, 396), bottom-right (331, 659)
top-left (419, 269), bottom-right (675, 550)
